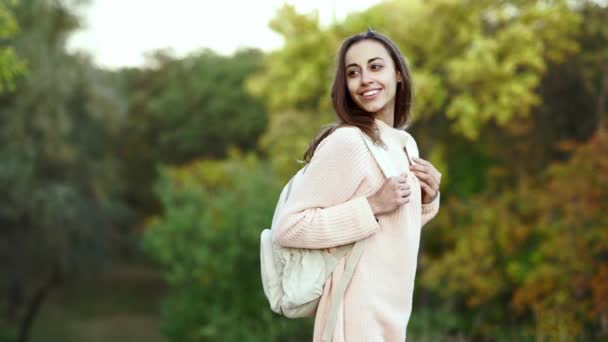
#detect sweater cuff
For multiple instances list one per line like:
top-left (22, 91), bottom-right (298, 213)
top-left (352, 196), bottom-right (382, 236)
top-left (422, 191), bottom-right (440, 215)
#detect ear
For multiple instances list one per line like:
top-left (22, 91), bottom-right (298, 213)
top-left (396, 72), bottom-right (403, 83)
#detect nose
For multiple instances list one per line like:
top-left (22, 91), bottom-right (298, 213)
top-left (360, 70), bottom-right (372, 85)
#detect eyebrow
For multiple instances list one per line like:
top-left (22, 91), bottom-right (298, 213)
top-left (346, 57), bottom-right (385, 69)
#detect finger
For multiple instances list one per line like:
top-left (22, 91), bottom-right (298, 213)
top-left (429, 171), bottom-right (440, 183)
top-left (417, 176), bottom-right (435, 193)
top-left (411, 164), bottom-right (439, 182)
top-left (430, 174), bottom-right (440, 190)
top-left (426, 166), bottom-right (439, 178)
top-left (417, 177), bottom-right (439, 194)
top-left (413, 170), bottom-right (439, 189)
top-left (413, 157), bottom-right (430, 166)
top-left (395, 175), bottom-right (408, 184)
top-left (413, 170), bottom-right (435, 186)
top-left (414, 158), bottom-right (439, 175)
top-left (419, 181), bottom-right (436, 198)
top-left (400, 189), bottom-right (411, 198)
top-left (412, 169), bottom-right (441, 185)
top-left (399, 183), bottom-right (411, 191)
top-left (409, 164), bottom-right (427, 173)
top-left (410, 166), bottom-right (428, 179)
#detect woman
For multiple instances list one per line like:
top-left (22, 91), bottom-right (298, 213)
top-left (274, 29), bottom-right (442, 342)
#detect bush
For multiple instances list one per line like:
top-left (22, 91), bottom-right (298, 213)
top-left (143, 149), bottom-right (312, 341)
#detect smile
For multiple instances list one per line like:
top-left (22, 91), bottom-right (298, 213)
top-left (360, 88), bottom-right (382, 99)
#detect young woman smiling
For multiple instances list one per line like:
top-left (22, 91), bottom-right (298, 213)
top-left (273, 30), bottom-right (442, 342)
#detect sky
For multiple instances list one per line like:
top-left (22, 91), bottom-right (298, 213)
top-left (67, 0), bottom-right (383, 69)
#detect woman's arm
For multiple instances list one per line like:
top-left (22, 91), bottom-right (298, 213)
top-left (273, 127), bottom-right (381, 249)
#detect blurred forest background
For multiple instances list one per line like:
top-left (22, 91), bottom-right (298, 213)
top-left (1, 0), bottom-right (607, 341)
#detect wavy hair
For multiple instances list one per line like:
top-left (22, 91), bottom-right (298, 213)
top-left (302, 29), bottom-right (414, 162)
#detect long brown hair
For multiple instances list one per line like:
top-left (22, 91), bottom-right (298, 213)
top-left (303, 29), bottom-right (413, 162)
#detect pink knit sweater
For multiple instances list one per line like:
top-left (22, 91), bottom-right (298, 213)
top-left (274, 119), bottom-right (440, 342)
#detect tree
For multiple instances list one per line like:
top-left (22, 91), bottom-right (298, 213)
top-left (143, 151), bottom-right (312, 341)
top-left (245, 0), bottom-right (606, 339)
top-left (142, 0), bottom-right (607, 340)
top-left (0, 0), bottom-right (26, 93)
top-left (0, 1), bottom-right (130, 340)
top-left (116, 48), bottom-right (268, 216)
top-left (421, 126), bottom-right (608, 340)
top-left (249, 1), bottom-right (581, 181)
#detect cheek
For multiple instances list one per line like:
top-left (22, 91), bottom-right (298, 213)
top-left (382, 75), bottom-right (398, 97)
top-left (346, 80), bottom-right (359, 99)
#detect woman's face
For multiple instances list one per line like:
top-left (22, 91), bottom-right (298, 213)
top-left (344, 39), bottom-right (401, 118)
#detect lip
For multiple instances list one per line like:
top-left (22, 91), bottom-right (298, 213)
top-left (359, 88), bottom-right (382, 101)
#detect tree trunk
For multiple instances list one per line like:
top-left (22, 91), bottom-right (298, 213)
top-left (598, 66), bottom-right (607, 126)
top-left (16, 266), bottom-right (60, 342)
top-left (6, 277), bottom-right (24, 322)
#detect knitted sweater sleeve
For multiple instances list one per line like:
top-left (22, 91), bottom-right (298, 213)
top-left (421, 192), bottom-right (440, 227)
top-left (273, 127), bottom-right (381, 249)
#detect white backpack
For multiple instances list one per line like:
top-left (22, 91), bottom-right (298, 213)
top-left (259, 128), bottom-right (401, 342)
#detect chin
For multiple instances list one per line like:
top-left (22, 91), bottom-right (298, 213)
top-left (360, 103), bottom-right (383, 113)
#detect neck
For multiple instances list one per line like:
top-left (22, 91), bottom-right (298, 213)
top-left (374, 108), bottom-right (394, 127)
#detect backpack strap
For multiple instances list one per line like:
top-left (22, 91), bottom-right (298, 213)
top-left (322, 128), bottom-right (398, 341)
top-left (359, 130), bottom-right (398, 178)
top-left (321, 238), bottom-right (365, 342)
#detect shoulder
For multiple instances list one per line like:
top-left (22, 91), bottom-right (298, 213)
top-left (312, 125), bottom-right (369, 163)
top-left (317, 126), bottom-right (366, 151)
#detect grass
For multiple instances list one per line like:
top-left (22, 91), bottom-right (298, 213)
top-left (29, 263), bottom-right (168, 342)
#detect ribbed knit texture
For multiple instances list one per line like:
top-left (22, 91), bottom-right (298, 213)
top-left (274, 119), bottom-right (440, 342)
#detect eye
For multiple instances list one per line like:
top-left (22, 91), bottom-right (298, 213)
top-left (371, 64), bottom-right (384, 71)
top-left (347, 69), bottom-right (360, 77)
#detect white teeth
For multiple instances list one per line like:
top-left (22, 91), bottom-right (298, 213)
top-left (362, 89), bottom-right (380, 97)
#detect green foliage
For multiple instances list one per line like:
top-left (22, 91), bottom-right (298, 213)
top-left (0, 0), bottom-right (132, 338)
top-left (421, 127), bottom-right (608, 339)
top-left (248, 5), bottom-right (337, 115)
top-left (0, 328), bottom-right (15, 342)
top-left (0, 0), bottom-right (27, 92)
top-left (252, 0), bottom-right (581, 148)
top-left (143, 150), bottom-right (311, 341)
top-left (247, 5), bottom-right (340, 177)
top-left (407, 305), bottom-right (471, 341)
top-left (244, 1), bottom-right (606, 340)
top-left (248, 0), bottom-right (583, 186)
top-left (117, 48), bottom-right (269, 216)
top-left (123, 48), bottom-right (267, 162)
top-left (576, 1), bottom-right (608, 122)
top-left (0, 0), bottom-right (601, 340)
